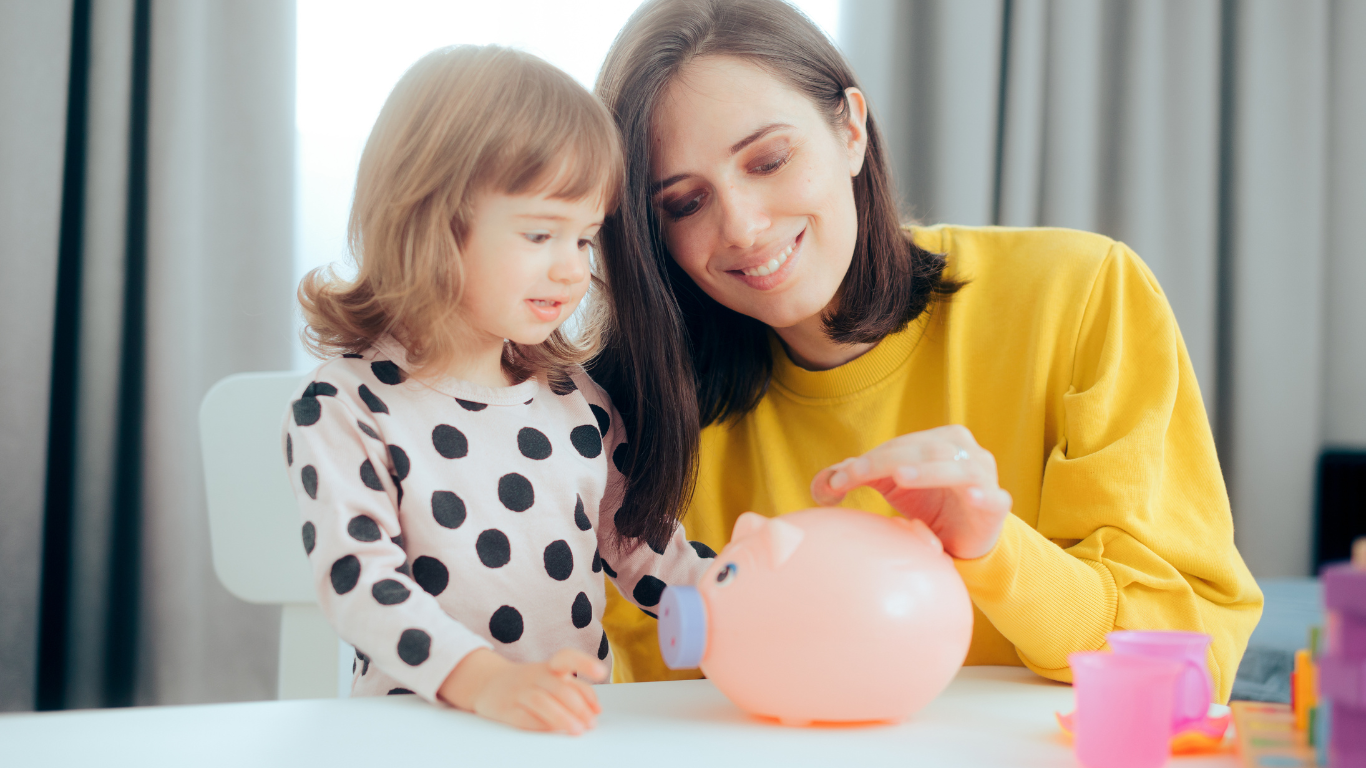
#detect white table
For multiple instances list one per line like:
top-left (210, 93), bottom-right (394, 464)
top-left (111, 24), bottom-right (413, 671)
top-left (0, 667), bottom-right (1239, 767)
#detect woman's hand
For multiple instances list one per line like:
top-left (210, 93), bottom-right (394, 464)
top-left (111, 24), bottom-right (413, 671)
top-left (810, 425), bottom-right (1012, 560)
top-left (438, 648), bottom-right (607, 735)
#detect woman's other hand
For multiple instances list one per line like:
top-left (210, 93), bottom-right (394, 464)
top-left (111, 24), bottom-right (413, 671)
top-left (438, 648), bottom-right (607, 734)
top-left (811, 425), bottom-right (1012, 560)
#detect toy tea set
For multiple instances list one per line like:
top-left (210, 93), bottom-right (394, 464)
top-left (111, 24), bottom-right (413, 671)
top-left (656, 506), bottom-right (1227, 768)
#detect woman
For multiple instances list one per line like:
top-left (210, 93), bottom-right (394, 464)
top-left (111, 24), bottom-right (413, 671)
top-left (589, 0), bottom-right (1262, 701)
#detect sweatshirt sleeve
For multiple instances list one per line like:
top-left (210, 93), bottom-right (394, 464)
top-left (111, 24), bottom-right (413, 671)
top-left (578, 376), bottom-right (715, 619)
top-left (953, 243), bottom-right (1263, 702)
top-left (283, 376), bottom-right (491, 703)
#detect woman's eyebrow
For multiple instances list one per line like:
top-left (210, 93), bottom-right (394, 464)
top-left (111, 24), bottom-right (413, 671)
top-left (651, 122), bottom-right (795, 194)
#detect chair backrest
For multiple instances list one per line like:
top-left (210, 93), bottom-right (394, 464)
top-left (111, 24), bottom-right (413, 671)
top-left (200, 371), bottom-right (315, 605)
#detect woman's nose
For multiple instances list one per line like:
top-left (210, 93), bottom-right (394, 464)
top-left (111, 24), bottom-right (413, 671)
top-left (716, 184), bottom-right (770, 249)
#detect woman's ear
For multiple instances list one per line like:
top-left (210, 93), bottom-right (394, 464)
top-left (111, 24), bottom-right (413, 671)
top-left (843, 87), bottom-right (869, 177)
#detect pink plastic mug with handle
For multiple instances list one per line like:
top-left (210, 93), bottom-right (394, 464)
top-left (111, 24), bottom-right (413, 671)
top-left (1106, 631), bottom-right (1213, 733)
top-left (1069, 651), bottom-right (1184, 768)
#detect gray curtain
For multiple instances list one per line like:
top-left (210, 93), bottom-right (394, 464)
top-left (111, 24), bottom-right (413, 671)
top-left (0, 0), bottom-right (295, 711)
top-left (841, 0), bottom-right (1366, 579)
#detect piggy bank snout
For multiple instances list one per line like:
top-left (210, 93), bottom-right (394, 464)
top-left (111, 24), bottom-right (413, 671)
top-left (659, 586), bottom-right (708, 669)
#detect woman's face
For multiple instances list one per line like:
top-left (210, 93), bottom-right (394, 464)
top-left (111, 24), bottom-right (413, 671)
top-left (650, 56), bottom-right (868, 330)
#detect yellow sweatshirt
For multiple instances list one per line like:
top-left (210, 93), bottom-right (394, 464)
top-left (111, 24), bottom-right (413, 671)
top-left (601, 225), bottom-right (1263, 702)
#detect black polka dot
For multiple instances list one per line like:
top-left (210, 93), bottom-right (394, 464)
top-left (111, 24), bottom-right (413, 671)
top-left (342, 353), bottom-right (362, 359)
top-left (573, 495), bottom-right (591, 531)
top-left (358, 384), bottom-right (388, 414)
top-left (570, 425), bottom-right (602, 458)
top-left (591, 548), bottom-right (602, 573)
top-left (633, 575), bottom-right (666, 607)
top-left (301, 522), bottom-right (316, 555)
top-left (589, 404), bottom-right (610, 436)
top-left (543, 540), bottom-right (573, 581)
top-left (600, 558), bottom-right (617, 579)
top-left (371, 579), bottom-right (410, 605)
top-left (598, 631), bottom-right (609, 660)
top-left (291, 397), bottom-right (321, 426)
top-left (613, 443), bottom-right (631, 473)
top-left (301, 465), bottom-right (318, 499)
top-left (571, 592), bottom-right (592, 628)
top-left (490, 606), bottom-right (524, 643)
top-left (432, 425), bottom-right (468, 459)
top-left (517, 427), bottom-right (552, 460)
top-left (346, 515), bottom-right (380, 542)
top-left (524, 398), bottom-right (533, 405)
top-left (641, 608), bottom-right (658, 619)
top-left (431, 490), bottom-right (466, 529)
top-left (359, 459), bottom-right (384, 490)
top-left (304, 381), bottom-right (338, 398)
top-left (387, 688), bottom-right (414, 695)
top-left (497, 473), bottom-right (534, 511)
top-left (476, 529), bottom-right (511, 568)
top-left (412, 556), bottom-right (449, 596)
top-left (689, 541), bottom-right (717, 558)
top-left (355, 648), bottom-right (370, 675)
top-left (371, 360), bottom-right (405, 385)
top-left (549, 376), bottom-right (577, 395)
top-left (395, 561), bottom-right (411, 577)
top-left (388, 444), bottom-right (410, 480)
top-left (357, 420), bottom-right (380, 440)
top-left (286, 433), bottom-right (293, 465)
top-left (397, 629), bottom-right (430, 665)
top-left (391, 534), bottom-right (404, 547)
top-left (330, 555), bottom-right (360, 594)
top-left (456, 398), bottom-right (487, 411)
top-left (391, 475), bottom-right (404, 509)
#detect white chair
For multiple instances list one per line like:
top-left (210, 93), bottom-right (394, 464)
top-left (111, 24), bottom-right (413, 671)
top-left (200, 371), bottom-right (352, 699)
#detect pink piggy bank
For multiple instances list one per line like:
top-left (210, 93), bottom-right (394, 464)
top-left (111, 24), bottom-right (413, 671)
top-left (658, 508), bottom-right (973, 725)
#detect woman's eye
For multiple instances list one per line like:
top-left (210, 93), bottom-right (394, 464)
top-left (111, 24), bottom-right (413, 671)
top-left (524, 232), bottom-right (551, 244)
top-left (714, 563), bottom-right (738, 586)
top-left (751, 151), bottom-right (790, 175)
top-left (577, 238), bottom-right (593, 251)
top-left (664, 192), bottom-right (706, 220)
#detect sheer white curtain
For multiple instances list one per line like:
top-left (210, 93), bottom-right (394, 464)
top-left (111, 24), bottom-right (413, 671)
top-left (841, 0), bottom-right (1366, 578)
top-left (0, 0), bottom-right (294, 710)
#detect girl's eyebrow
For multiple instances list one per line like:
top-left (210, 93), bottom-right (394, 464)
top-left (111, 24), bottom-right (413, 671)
top-left (652, 122), bottom-right (795, 194)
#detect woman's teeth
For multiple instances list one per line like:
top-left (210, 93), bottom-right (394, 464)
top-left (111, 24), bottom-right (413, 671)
top-left (740, 243), bottom-right (794, 277)
top-left (529, 299), bottom-right (558, 307)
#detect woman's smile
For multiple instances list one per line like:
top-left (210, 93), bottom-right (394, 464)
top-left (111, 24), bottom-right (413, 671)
top-left (726, 228), bottom-right (804, 290)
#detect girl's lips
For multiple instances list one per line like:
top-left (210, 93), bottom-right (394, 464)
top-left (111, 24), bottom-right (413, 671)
top-left (728, 230), bottom-right (804, 291)
top-left (526, 299), bottom-right (563, 322)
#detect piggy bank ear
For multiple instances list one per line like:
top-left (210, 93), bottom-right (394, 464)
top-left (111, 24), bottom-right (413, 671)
top-left (762, 517), bottom-right (805, 569)
top-left (732, 511), bottom-right (768, 540)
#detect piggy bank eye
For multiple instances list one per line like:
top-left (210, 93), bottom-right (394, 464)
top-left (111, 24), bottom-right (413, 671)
top-left (714, 563), bottom-right (738, 586)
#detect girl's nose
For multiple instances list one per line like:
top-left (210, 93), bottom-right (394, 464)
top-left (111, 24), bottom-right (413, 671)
top-left (549, 244), bottom-right (589, 285)
top-left (717, 184), bottom-right (770, 249)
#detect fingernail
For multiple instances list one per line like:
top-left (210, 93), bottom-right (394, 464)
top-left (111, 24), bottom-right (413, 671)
top-left (830, 471), bottom-right (848, 489)
top-left (895, 466), bottom-right (918, 481)
top-left (967, 487), bottom-right (984, 504)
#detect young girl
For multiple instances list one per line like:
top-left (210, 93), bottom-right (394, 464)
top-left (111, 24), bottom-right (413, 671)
top-left (284, 45), bottom-right (713, 734)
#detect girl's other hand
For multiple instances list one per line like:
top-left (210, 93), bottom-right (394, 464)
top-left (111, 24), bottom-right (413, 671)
top-left (810, 425), bottom-right (1012, 560)
top-left (438, 648), bottom-right (607, 735)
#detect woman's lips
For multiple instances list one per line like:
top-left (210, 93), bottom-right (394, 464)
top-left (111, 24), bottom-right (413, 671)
top-left (728, 230), bottom-right (804, 291)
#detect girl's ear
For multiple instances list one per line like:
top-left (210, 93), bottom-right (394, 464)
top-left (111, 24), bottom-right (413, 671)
top-left (842, 87), bottom-right (869, 177)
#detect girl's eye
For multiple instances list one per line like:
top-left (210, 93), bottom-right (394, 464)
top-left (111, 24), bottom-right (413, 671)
top-left (663, 191), bottom-right (706, 221)
top-left (524, 232), bottom-right (551, 244)
top-left (714, 563), bottom-right (738, 586)
top-left (577, 238), bottom-right (593, 251)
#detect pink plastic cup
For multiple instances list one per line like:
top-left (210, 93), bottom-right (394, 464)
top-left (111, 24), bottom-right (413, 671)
top-left (1069, 652), bottom-right (1184, 768)
top-left (1106, 631), bottom-right (1213, 733)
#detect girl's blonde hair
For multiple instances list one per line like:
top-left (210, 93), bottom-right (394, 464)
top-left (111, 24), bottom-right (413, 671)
top-left (299, 45), bottom-right (624, 380)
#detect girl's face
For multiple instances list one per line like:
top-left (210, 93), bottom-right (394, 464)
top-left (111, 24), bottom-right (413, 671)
top-left (649, 56), bottom-right (868, 330)
top-left (456, 190), bottom-right (602, 347)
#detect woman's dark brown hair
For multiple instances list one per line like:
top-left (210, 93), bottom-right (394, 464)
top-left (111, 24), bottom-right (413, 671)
top-left (590, 0), bottom-right (959, 551)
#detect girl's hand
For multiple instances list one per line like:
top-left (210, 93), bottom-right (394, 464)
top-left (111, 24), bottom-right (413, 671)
top-left (438, 648), bottom-right (607, 735)
top-left (810, 425), bottom-right (1012, 560)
